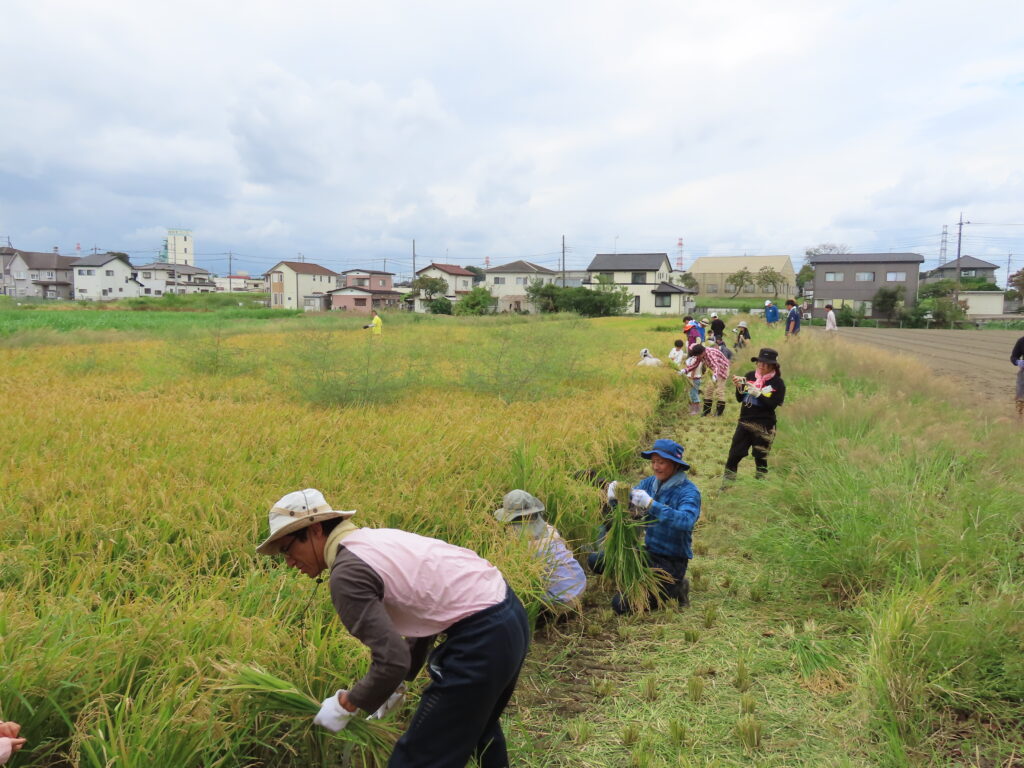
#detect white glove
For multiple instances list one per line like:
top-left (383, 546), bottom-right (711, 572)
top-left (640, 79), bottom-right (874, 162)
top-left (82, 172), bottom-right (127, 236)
top-left (1017, 359), bottom-right (1024, 369)
top-left (314, 690), bottom-right (353, 733)
top-left (0, 737), bottom-right (26, 765)
top-left (369, 684), bottom-right (406, 720)
top-left (606, 481), bottom-right (618, 502)
top-left (630, 489), bottom-right (653, 509)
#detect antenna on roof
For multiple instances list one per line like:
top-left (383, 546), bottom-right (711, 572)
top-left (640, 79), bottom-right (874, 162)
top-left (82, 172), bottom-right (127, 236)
top-left (484, 256), bottom-right (490, 267)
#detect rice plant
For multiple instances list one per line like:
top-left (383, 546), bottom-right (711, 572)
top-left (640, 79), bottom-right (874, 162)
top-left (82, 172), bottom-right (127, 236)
top-left (736, 716), bottom-right (762, 751)
top-left (688, 675), bottom-right (705, 703)
top-left (703, 605), bottom-right (718, 628)
top-left (740, 694), bottom-right (757, 714)
top-left (668, 718), bottom-right (688, 747)
top-left (597, 486), bottom-right (670, 613)
top-left (733, 659), bottom-right (752, 692)
top-left (641, 675), bottom-right (659, 702)
top-left (622, 723), bottom-right (641, 746)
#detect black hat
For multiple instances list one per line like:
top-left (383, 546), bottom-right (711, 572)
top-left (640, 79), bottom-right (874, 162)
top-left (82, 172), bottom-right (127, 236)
top-left (750, 348), bottom-right (779, 364)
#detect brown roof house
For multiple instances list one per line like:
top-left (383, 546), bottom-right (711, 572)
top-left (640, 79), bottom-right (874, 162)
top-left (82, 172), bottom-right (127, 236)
top-left (484, 260), bottom-right (557, 313)
top-left (806, 252), bottom-right (925, 317)
top-left (412, 263), bottom-right (477, 312)
top-left (265, 261), bottom-right (340, 311)
top-left (2, 247), bottom-right (78, 299)
top-left (329, 269), bottom-right (402, 312)
top-left (585, 253), bottom-right (694, 315)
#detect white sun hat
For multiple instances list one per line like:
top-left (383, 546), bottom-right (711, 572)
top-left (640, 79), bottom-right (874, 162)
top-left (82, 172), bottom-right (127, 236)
top-left (764, 300), bottom-right (772, 306)
top-left (494, 489), bottom-right (546, 523)
top-left (256, 489), bottom-right (356, 555)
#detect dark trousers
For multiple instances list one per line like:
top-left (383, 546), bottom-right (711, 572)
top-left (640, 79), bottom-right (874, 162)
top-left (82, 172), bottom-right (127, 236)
top-left (725, 420), bottom-right (776, 476)
top-left (388, 589), bottom-right (530, 768)
top-left (588, 547), bottom-right (689, 614)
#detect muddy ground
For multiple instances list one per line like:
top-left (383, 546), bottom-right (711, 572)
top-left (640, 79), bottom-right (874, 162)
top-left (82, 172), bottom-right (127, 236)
top-left (813, 326), bottom-right (1023, 409)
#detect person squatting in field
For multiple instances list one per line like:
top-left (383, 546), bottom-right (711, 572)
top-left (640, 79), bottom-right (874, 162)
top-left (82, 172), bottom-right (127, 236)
top-left (256, 489), bottom-right (529, 768)
top-left (493, 490), bottom-right (586, 618)
top-left (0, 721), bottom-right (25, 765)
top-left (1012, 334), bottom-right (1024, 419)
top-left (723, 348), bottom-right (786, 484)
top-left (689, 342), bottom-right (732, 417)
top-left (637, 348), bottom-right (663, 366)
top-left (732, 320), bottom-right (751, 350)
top-left (587, 439), bottom-right (701, 614)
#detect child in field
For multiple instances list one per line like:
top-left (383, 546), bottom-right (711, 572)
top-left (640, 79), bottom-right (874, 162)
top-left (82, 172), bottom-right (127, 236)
top-left (682, 343), bottom-right (706, 415)
top-left (668, 339), bottom-right (686, 368)
top-left (494, 490), bottom-right (586, 614)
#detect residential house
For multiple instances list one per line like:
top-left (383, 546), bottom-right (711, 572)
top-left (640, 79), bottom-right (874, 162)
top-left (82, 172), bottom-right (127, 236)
top-left (687, 255), bottom-right (797, 299)
top-left (412, 263), bottom-right (476, 312)
top-left (485, 260), bottom-right (557, 312)
top-left (806, 252), bottom-right (925, 317)
top-left (71, 252), bottom-right (143, 300)
top-left (214, 274), bottom-right (267, 292)
top-left (921, 255), bottom-right (1000, 286)
top-left (265, 261), bottom-right (340, 310)
top-left (134, 262), bottom-right (217, 296)
top-left (328, 269), bottom-right (402, 312)
top-left (584, 253), bottom-right (693, 315)
top-left (3, 247), bottom-right (77, 299)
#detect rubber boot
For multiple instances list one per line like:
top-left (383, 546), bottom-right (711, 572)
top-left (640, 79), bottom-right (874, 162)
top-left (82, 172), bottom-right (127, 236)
top-left (678, 577), bottom-right (691, 608)
top-left (701, 399), bottom-right (713, 417)
top-left (689, 402), bottom-right (700, 416)
top-left (720, 469), bottom-right (737, 491)
top-left (715, 401), bottom-right (726, 417)
top-left (1017, 399), bottom-right (1024, 420)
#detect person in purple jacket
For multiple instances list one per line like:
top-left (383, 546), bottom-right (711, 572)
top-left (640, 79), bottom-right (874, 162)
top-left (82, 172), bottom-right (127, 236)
top-left (257, 489), bottom-right (530, 768)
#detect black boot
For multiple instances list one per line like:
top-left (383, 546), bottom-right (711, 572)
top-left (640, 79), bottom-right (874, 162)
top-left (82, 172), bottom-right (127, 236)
top-left (701, 399), bottom-right (713, 417)
top-left (720, 469), bottom-right (737, 491)
top-left (716, 401), bottom-right (726, 417)
top-left (678, 577), bottom-right (691, 608)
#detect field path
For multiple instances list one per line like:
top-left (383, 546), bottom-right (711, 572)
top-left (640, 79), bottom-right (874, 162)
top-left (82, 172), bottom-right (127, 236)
top-left (813, 326), bottom-right (1022, 408)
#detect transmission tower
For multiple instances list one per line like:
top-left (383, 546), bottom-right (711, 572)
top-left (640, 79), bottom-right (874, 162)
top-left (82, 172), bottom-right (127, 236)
top-left (676, 238), bottom-right (684, 271)
top-left (939, 225), bottom-right (948, 264)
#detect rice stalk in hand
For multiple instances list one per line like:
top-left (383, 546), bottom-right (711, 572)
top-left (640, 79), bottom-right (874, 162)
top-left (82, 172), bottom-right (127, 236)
top-left (219, 666), bottom-right (398, 764)
top-left (600, 487), bottom-right (669, 613)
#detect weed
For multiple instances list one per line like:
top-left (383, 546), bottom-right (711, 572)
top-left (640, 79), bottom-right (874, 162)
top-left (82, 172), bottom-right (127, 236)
top-left (641, 675), bottom-right (659, 702)
top-left (668, 718), bottom-right (688, 747)
top-left (733, 659), bottom-right (752, 692)
top-left (683, 629), bottom-right (700, 644)
top-left (739, 694), bottom-right (756, 714)
top-left (567, 717), bottom-right (592, 743)
top-left (703, 605), bottom-right (718, 628)
top-left (622, 723), bottom-right (641, 746)
top-left (591, 677), bottom-right (615, 698)
top-left (688, 675), bottom-right (705, 702)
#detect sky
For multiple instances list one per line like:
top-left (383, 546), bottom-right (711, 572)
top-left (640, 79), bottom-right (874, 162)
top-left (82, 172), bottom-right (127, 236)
top-left (3, 0), bottom-right (1024, 283)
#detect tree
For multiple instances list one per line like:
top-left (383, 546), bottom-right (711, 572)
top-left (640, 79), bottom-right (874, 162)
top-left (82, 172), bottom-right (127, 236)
top-left (453, 286), bottom-right (496, 315)
top-left (795, 264), bottom-right (814, 297)
top-left (526, 280), bottom-right (560, 313)
top-left (755, 266), bottom-right (785, 297)
top-left (463, 266), bottom-right (486, 284)
top-left (725, 268), bottom-right (755, 298)
top-left (873, 286), bottom-right (905, 322)
top-left (675, 272), bottom-right (699, 292)
top-left (1007, 268), bottom-right (1024, 294)
top-left (426, 296), bottom-right (452, 314)
top-left (411, 276), bottom-right (448, 300)
top-left (804, 243), bottom-right (850, 259)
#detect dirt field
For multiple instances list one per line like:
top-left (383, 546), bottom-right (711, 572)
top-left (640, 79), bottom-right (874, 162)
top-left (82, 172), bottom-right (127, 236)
top-left (815, 326), bottom-right (1022, 409)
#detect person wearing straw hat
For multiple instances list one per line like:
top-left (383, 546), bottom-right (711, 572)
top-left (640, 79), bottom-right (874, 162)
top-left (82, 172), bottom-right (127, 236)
top-left (256, 489), bottom-right (530, 768)
top-left (594, 439), bottom-right (701, 614)
top-left (723, 348), bottom-right (787, 484)
top-left (494, 490), bottom-right (586, 612)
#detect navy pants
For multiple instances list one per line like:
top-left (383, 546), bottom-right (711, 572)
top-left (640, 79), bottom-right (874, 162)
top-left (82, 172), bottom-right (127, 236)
top-left (587, 546), bottom-right (689, 614)
top-left (388, 589), bottom-right (530, 768)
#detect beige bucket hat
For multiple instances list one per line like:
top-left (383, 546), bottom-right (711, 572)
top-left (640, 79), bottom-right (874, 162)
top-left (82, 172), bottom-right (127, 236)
top-left (494, 489), bottom-right (545, 523)
top-left (256, 489), bottom-right (356, 555)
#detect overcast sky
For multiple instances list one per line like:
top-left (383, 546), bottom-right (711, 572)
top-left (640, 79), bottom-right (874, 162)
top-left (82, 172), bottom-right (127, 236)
top-left (3, 0), bottom-right (1023, 280)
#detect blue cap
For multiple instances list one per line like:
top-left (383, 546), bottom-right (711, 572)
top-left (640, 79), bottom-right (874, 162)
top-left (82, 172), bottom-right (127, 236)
top-left (640, 439), bottom-right (690, 470)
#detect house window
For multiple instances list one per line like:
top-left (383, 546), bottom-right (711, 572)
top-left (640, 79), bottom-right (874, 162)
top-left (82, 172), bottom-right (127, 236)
top-left (885, 272), bottom-right (907, 282)
top-left (14, 271), bottom-right (26, 279)
top-left (493, 276), bottom-right (506, 285)
top-left (142, 271), bottom-right (151, 279)
top-left (30, 272), bottom-right (39, 279)
top-left (379, 279), bottom-right (385, 287)
top-left (655, 294), bottom-right (671, 307)
top-left (105, 270), bottom-right (114, 277)
top-left (960, 269), bottom-right (976, 277)
top-left (145, 288), bottom-right (152, 295)
top-left (633, 296), bottom-right (640, 313)
top-left (859, 301), bottom-right (873, 314)
top-left (46, 271), bottom-right (54, 279)
top-left (743, 284), bottom-right (756, 293)
top-left (855, 272), bottom-right (874, 281)
top-left (356, 278), bottom-right (369, 286)
top-left (155, 290), bottom-right (162, 295)
top-left (724, 283), bottom-right (735, 293)
top-left (271, 272), bottom-right (283, 283)
top-left (706, 284), bottom-right (718, 293)
top-left (78, 288), bottom-right (87, 294)
top-left (631, 272), bottom-right (647, 285)
top-left (461, 280), bottom-right (469, 289)
top-left (599, 272), bottom-right (614, 282)
top-left (354, 298), bottom-right (368, 307)
top-left (516, 277), bottom-right (528, 285)
top-left (824, 272), bottom-right (844, 282)
top-left (272, 293), bottom-right (282, 305)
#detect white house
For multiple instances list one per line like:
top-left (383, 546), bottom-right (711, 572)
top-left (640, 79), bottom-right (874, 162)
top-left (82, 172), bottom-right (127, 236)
top-left (485, 260), bottom-right (558, 312)
top-left (412, 263), bottom-right (476, 312)
top-left (214, 274), bottom-right (267, 292)
top-left (265, 261), bottom-right (340, 310)
top-left (3, 247), bottom-right (77, 299)
top-left (585, 253), bottom-right (693, 315)
top-left (134, 262), bottom-right (217, 296)
top-left (71, 252), bottom-right (143, 301)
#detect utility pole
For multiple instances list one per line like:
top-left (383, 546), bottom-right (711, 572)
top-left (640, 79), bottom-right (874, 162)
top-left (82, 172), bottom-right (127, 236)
top-left (383, 257), bottom-right (387, 273)
top-left (561, 234), bottom-right (569, 288)
top-left (412, 239), bottom-right (416, 276)
top-left (297, 252), bottom-right (305, 263)
top-left (955, 212), bottom-right (970, 305)
top-left (1008, 253), bottom-right (1013, 290)
top-left (228, 251), bottom-right (233, 293)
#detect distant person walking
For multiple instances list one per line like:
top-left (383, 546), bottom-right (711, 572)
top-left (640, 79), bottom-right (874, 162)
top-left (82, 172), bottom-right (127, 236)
top-left (723, 348), bottom-right (786, 483)
top-left (824, 304), bottom-right (838, 334)
top-left (1012, 335), bottom-right (1024, 420)
top-left (784, 300), bottom-right (801, 339)
top-left (363, 309), bottom-right (383, 336)
top-left (709, 313), bottom-right (726, 343)
top-left (764, 300), bottom-right (779, 327)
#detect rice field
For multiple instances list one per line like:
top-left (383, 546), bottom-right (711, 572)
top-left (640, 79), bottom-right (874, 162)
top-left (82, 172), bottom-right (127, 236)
top-left (2, 313), bottom-right (1021, 767)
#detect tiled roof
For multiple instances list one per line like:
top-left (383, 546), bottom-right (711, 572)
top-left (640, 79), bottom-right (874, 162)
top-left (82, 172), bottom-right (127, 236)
top-left (807, 252), bottom-right (924, 264)
top-left (71, 252), bottom-right (133, 267)
top-left (587, 253), bottom-right (671, 271)
top-left (928, 255), bottom-right (1000, 270)
top-left (486, 259), bottom-right (556, 275)
top-left (417, 263), bottom-right (475, 277)
top-left (269, 261), bottom-right (339, 276)
top-left (12, 250), bottom-right (78, 270)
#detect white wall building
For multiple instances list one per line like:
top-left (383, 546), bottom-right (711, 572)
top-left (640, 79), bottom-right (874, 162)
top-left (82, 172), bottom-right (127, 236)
top-left (135, 262), bottom-right (217, 296)
top-left (214, 274), bottom-right (267, 292)
top-left (411, 263), bottom-right (476, 312)
top-left (266, 260), bottom-right (340, 310)
top-left (72, 252), bottom-right (143, 301)
top-left (161, 228), bottom-right (194, 266)
top-left (584, 253), bottom-right (694, 315)
top-left (485, 260), bottom-right (558, 312)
